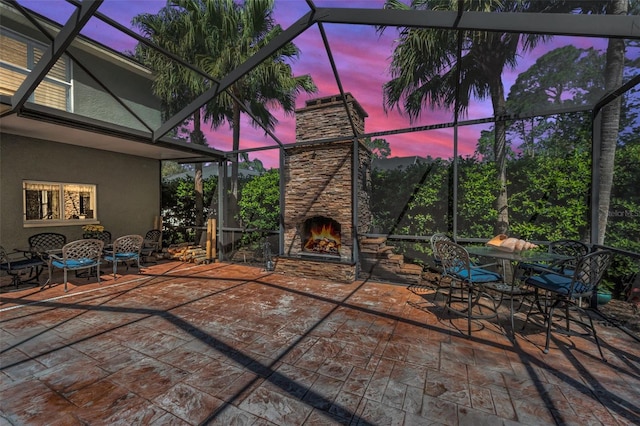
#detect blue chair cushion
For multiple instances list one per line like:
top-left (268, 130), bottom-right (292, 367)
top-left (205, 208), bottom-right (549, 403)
top-left (52, 258), bottom-right (96, 269)
top-left (519, 261), bottom-right (576, 279)
top-left (519, 262), bottom-right (546, 271)
top-left (553, 267), bottom-right (575, 276)
top-left (526, 273), bottom-right (589, 296)
top-left (105, 252), bottom-right (138, 262)
top-left (0, 258), bottom-right (44, 271)
top-left (453, 266), bottom-right (502, 283)
top-left (117, 252), bottom-right (138, 259)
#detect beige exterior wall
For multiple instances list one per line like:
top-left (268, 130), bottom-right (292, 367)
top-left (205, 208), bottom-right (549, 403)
top-left (0, 134), bottom-right (160, 251)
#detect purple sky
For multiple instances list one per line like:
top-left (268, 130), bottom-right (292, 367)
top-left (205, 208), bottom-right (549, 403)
top-left (18, 1), bottom-right (613, 168)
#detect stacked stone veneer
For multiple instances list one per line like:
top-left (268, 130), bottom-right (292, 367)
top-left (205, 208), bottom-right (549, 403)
top-left (295, 93), bottom-right (367, 141)
top-left (274, 94), bottom-right (372, 283)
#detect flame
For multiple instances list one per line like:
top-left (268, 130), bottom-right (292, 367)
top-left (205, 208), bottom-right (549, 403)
top-left (310, 224), bottom-right (338, 242)
top-left (304, 222), bottom-right (341, 254)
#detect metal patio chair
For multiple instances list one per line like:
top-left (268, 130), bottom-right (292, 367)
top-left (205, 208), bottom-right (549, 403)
top-left (103, 234), bottom-right (144, 278)
top-left (0, 246), bottom-right (45, 288)
top-left (47, 239), bottom-right (104, 292)
top-left (522, 250), bottom-right (612, 360)
top-left (428, 233), bottom-right (453, 301)
top-left (140, 229), bottom-right (162, 264)
top-left (86, 230), bottom-right (112, 246)
top-left (435, 240), bottom-right (502, 336)
top-left (28, 232), bottom-right (67, 259)
top-left (519, 239), bottom-right (589, 278)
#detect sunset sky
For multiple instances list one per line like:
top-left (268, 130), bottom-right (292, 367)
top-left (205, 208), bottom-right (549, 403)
top-left (18, 0), bottom-right (614, 168)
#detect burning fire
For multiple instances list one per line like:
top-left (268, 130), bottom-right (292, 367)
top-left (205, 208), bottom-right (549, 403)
top-left (304, 223), bottom-right (341, 255)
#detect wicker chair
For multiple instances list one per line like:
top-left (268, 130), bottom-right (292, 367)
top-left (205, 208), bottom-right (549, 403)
top-left (47, 239), bottom-right (104, 292)
top-left (103, 234), bottom-right (144, 278)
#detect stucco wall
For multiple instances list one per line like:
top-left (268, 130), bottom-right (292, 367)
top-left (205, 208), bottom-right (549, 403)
top-left (0, 134), bottom-right (160, 251)
top-left (1, 10), bottom-right (161, 130)
top-left (70, 47), bottom-right (161, 131)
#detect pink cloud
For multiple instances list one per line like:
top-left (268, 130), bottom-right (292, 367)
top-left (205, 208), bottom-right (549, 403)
top-left (18, 0), bottom-right (613, 169)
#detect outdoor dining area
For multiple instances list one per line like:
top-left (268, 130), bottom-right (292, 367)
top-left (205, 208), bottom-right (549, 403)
top-left (1, 247), bottom-right (639, 424)
top-left (0, 230), bottom-right (163, 292)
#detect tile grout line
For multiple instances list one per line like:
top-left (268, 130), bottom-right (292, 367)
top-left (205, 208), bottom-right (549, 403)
top-left (0, 263), bottom-right (205, 313)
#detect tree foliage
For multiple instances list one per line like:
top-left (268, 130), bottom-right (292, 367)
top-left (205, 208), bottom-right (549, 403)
top-left (364, 137), bottom-right (391, 159)
top-left (161, 175), bottom-right (217, 245)
top-left (381, 0), bottom-right (555, 236)
top-left (170, 0), bottom-right (316, 229)
top-left (237, 169), bottom-right (280, 247)
top-left (135, 0), bottom-right (315, 245)
top-left (161, 161), bottom-right (187, 179)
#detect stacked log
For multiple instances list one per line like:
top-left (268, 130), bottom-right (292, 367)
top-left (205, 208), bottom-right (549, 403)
top-left (167, 243), bottom-right (209, 264)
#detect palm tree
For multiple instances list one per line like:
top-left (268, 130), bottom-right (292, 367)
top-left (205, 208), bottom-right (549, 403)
top-left (596, 0), bottom-right (628, 245)
top-left (134, 0), bottom-right (315, 244)
top-left (133, 6), bottom-right (210, 243)
top-left (381, 0), bottom-right (550, 235)
top-left (172, 0), bottom-right (316, 231)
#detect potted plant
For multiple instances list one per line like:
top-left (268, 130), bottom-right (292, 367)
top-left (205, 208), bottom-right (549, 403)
top-left (82, 224), bottom-right (105, 239)
top-left (596, 288), bottom-right (612, 305)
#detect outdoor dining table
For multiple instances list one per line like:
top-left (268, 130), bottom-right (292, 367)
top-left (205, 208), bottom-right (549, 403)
top-left (13, 246), bottom-right (59, 283)
top-left (11, 247), bottom-right (66, 290)
top-left (466, 245), bottom-right (574, 340)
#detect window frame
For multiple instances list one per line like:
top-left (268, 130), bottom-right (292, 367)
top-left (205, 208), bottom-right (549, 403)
top-left (0, 28), bottom-right (73, 111)
top-left (23, 180), bottom-right (98, 228)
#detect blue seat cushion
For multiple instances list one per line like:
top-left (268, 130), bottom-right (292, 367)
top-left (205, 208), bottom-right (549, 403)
top-left (519, 262), bottom-right (575, 278)
top-left (453, 266), bottom-right (502, 283)
top-left (519, 262), bottom-right (547, 271)
top-left (105, 252), bottom-right (138, 262)
top-left (526, 273), bottom-right (588, 295)
top-left (553, 267), bottom-right (575, 276)
top-left (0, 258), bottom-right (44, 271)
top-left (52, 258), bottom-right (96, 269)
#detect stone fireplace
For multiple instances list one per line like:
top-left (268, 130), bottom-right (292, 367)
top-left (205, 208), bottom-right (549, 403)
top-left (275, 93), bottom-right (372, 282)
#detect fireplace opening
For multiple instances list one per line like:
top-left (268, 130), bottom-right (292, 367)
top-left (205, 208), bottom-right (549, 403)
top-left (301, 216), bottom-right (341, 257)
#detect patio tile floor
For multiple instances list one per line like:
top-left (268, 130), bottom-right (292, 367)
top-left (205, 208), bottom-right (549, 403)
top-left (1, 261), bottom-right (639, 425)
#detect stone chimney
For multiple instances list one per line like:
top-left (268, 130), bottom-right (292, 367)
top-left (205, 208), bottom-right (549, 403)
top-left (295, 93), bottom-right (368, 142)
top-left (275, 93), bottom-right (372, 283)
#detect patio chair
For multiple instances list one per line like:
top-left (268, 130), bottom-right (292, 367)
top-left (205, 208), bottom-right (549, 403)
top-left (522, 250), bottom-right (612, 360)
top-left (88, 230), bottom-right (112, 246)
top-left (0, 246), bottom-right (46, 288)
top-left (77, 231), bottom-right (111, 278)
top-left (519, 239), bottom-right (589, 277)
top-left (47, 239), bottom-right (104, 292)
top-left (435, 240), bottom-right (502, 336)
top-left (430, 233), bottom-right (451, 271)
top-left (428, 233), bottom-right (453, 300)
top-left (28, 232), bottom-right (67, 258)
top-left (103, 234), bottom-right (144, 278)
top-left (140, 229), bottom-right (162, 263)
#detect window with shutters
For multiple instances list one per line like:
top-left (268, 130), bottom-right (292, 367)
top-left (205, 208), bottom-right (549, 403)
top-left (23, 181), bottom-right (97, 227)
top-left (0, 29), bottom-right (72, 111)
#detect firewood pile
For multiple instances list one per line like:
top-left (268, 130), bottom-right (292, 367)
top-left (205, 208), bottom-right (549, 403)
top-left (167, 243), bottom-right (209, 264)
